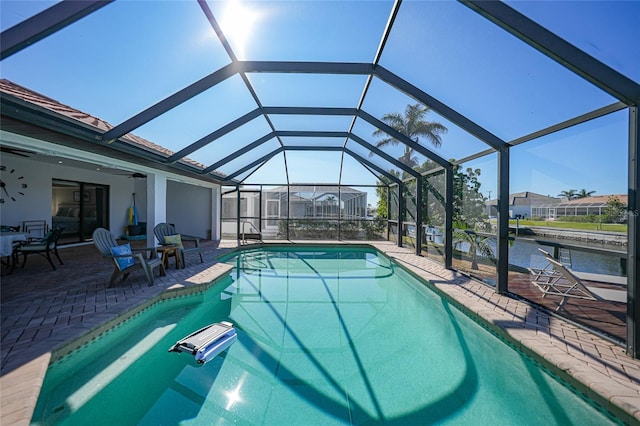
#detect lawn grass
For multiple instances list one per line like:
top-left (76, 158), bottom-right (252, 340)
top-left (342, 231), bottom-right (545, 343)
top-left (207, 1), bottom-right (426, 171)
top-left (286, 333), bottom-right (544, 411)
top-left (510, 219), bottom-right (626, 233)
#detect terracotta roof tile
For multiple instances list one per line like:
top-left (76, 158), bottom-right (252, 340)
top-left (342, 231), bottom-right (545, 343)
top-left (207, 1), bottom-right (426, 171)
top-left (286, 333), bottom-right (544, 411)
top-left (0, 79), bottom-right (219, 175)
top-left (564, 194), bottom-right (628, 205)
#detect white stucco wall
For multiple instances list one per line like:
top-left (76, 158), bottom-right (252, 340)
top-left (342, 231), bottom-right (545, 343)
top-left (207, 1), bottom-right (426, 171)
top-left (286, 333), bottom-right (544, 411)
top-left (133, 178), bottom-right (148, 222)
top-left (1, 132), bottom-right (221, 241)
top-left (211, 186), bottom-right (221, 240)
top-left (166, 180), bottom-right (212, 239)
top-left (0, 155), bottom-right (135, 233)
top-left (509, 205), bottom-right (533, 219)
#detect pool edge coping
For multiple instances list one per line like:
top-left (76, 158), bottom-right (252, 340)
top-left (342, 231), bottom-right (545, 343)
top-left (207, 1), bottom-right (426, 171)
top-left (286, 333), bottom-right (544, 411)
top-left (46, 263), bottom-right (235, 364)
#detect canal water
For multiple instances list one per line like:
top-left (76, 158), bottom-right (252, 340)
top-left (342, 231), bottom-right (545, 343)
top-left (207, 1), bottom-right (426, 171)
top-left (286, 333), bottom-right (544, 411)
top-left (508, 238), bottom-right (626, 277)
top-left (422, 227), bottom-right (627, 277)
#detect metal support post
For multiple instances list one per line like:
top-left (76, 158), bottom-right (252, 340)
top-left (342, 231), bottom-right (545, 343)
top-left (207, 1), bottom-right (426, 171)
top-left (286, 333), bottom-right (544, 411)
top-left (398, 182), bottom-right (404, 248)
top-left (496, 147), bottom-right (510, 294)
top-left (628, 106), bottom-right (639, 359)
top-left (236, 188), bottom-right (241, 246)
top-left (386, 186), bottom-right (391, 241)
top-left (415, 175), bottom-right (422, 256)
top-left (338, 185), bottom-right (342, 240)
top-left (258, 186), bottom-right (263, 234)
top-left (444, 167), bottom-right (453, 269)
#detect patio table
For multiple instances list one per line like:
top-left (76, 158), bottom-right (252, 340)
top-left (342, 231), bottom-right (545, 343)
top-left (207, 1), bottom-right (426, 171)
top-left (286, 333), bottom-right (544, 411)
top-left (1, 232), bottom-right (27, 274)
top-left (0, 232), bottom-right (27, 257)
top-left (157, 244), bottom-right (180, 269)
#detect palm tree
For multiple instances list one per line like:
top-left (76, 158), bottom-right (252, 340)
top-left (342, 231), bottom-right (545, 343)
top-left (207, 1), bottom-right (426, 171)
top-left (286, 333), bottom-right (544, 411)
top-left (452, 221), bottom-right (495, 270)
top-left (558, 189), bottom-right (578, 200)
top-left (576, 189), bottom-right (596, 199)
top-left (372, 103), bottom-right (448, 168)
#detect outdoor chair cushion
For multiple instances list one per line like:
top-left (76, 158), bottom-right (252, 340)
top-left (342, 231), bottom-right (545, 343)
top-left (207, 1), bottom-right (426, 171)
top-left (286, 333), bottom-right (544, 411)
top-left (111, 243), bottom-right (135, 270)
top-left (164, 234), bottom-right (183, 248)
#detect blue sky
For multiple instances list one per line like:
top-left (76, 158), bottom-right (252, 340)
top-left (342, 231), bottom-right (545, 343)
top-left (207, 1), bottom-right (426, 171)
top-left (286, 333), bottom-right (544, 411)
top-left (1, 0), bottom-right (638, 204)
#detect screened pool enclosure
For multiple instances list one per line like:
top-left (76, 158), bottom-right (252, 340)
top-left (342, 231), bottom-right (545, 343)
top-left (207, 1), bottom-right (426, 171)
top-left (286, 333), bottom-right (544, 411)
top-left (0, 1), bottom-right (638, 357)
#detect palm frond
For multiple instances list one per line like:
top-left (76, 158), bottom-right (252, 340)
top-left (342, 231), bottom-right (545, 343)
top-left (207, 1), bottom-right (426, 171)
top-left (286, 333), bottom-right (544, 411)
top-left (476, 239), bottom-right (496, 261)
top-left (373, 137), bottom-right (397, 150)
top-left (381, 112), bottom-right (405, 127)
top-left (412, 122), bottom-right (447, 148)
top-left (372, 102), bottom-right (449, 167)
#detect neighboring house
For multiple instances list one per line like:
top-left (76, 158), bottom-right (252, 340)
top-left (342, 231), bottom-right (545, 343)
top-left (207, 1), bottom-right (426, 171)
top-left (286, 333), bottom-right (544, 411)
top-left (221, 185), bottom-right (367, 238)
top-left (485, 192), bottom-right (560, 219)
top-left (531, 194), bottom-right (628, 220)
top-left (280, 185), bottom-right (367, 220)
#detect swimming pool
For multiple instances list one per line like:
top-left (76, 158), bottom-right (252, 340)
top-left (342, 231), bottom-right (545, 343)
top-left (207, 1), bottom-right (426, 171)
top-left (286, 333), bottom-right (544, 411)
top-left (31, 246), bottom-right (620, 425)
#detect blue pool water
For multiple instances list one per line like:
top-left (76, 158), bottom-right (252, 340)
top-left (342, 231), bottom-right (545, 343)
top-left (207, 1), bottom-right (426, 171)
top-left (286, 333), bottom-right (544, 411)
top-left (32, 246), bottom-right (620, 425)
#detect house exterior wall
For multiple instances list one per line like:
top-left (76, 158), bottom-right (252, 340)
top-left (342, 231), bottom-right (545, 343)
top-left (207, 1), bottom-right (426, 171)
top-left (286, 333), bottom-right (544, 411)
top-left (509, 205), bottom-right (532, 219)
top-left (0, 154), bottom-right (219, 240)
top-left (166, 180), bottom-right (213, 239)
top-left (487, 203), bottom-right (533, 218)
top-left (211, 186), bottom-right (221, 240)
top-left (0, 154), bottom-right (134, 234)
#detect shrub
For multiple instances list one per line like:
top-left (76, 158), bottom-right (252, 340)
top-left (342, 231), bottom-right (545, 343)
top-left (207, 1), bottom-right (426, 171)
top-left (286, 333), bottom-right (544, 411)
top-left (363, 217), bottom-right (386, 240)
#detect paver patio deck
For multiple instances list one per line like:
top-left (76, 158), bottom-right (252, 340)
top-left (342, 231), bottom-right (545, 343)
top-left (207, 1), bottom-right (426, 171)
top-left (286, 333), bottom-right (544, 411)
top-left (1, 239), bottom-right (639, 425)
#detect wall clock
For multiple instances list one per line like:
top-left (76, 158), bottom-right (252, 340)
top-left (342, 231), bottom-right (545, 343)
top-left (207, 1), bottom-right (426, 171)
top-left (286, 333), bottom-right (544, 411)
top-left (0, 165), bottom-right (28, 203)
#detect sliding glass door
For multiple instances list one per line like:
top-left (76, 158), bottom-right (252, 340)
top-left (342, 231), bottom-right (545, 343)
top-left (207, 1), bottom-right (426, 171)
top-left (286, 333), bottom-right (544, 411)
top-left (52, 179), bottom-right (109, 244)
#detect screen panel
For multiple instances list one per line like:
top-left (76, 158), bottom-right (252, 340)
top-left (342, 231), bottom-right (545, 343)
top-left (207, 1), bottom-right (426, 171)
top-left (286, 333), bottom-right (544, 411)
top-left (379, 1), bottom-right (616, 141)
top-left (1, 1), bottom-right (232, 125)
top-left (205, 0), bottom-right (392, 62)
top-left (505, 1), bottom-right (640, 83)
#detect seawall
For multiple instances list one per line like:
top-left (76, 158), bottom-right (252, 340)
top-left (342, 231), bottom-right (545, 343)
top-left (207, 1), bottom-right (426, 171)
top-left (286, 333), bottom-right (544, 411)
top-left (527, 226), bottom-right (627, 246)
